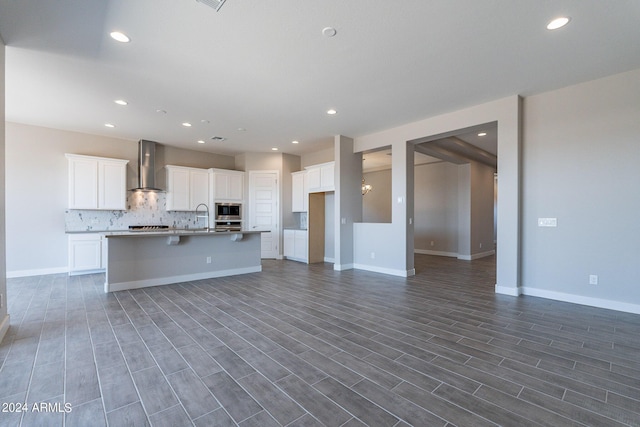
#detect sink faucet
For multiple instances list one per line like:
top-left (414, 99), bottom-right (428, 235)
top-left (195, 203), bottom-right (210, 231)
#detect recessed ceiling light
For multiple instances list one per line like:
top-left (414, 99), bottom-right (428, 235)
top-left (197, 140), bottom-right (205, 144)
top-left (271, 147), bottom-right (278, 151)
top-left (547, 17), bottom-right (570, 30)
top-left (292, 140), bottom-right (299, 144)
top-left (104, 123), bottom-right (115, 128)
top-left (114, 99), bottom-right (128, 106)
top-left (322, 27), bottom-right (337, 37)
top-left (327, 109), bottom-right (337, 115)
top-left (478, 132), bottom-right (487, 137)
top-left (156, 109), bottom-right (167, 114)
top-left (237, 127), bottom-right (246, 132)
top-left (201, 120), bottom-right (210, 124)
top-left (182, 122), bottom-right (192, 127)
top-left (110, 31), bottom-right (130, 43)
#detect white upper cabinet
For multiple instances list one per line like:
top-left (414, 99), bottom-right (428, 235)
top-left (165, 165), bottom-right (209, 211)
top-left (291, 171), bottom-right (307, 212)
top-left (189, 169), bottom-right (210, 209)
top-left (66, 154), bottom-right (128, 210)
top-left (211, 169), bottom-right (244, 202)
top-left (305, 161), bottom-right (335, 193)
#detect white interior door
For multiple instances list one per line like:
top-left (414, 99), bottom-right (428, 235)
top-left (249, 171), bottom-right (279, 259)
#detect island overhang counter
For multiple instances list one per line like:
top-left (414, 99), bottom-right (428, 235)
top-left (104, 230), bottom-right (262, 292)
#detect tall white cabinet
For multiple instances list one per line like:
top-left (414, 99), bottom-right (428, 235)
top-left (66, 154), bottom-right (129, 210)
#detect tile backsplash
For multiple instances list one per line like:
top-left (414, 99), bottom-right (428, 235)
top-left (65, 192), bottom-right (205, 231)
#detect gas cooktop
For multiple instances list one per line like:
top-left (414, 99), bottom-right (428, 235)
top-left (128, 225), bottom-right (170, 232)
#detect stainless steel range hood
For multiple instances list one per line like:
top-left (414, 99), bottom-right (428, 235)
top-left (131, 140), bottom-right (163, 191)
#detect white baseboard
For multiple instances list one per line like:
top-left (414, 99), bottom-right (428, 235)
top-left (415, 249), bottom-right (458, 258)
top-left (458, 250), bottom-right (496, 261)
top-left (6, 266), bottom-right (69, 278)
top-left (353, 263), bottom-right (415, 277)
top-left (324, 257), bottom-right (335, 263)
top-left (334, 263), bottom-right (354, 271)
top-left (0, 314), bottom-right (10, 344)
top-left (415, 249), bottom-right (495, 260)
top-left (521, 287), bottom-right (640, 315)
top-left (495, 284), bottom-right (522, 296)
top-left (104, 265), bottom-right (262, 293)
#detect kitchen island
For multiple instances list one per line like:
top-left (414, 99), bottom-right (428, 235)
top-left (104, 229), bottom-right (261, 292)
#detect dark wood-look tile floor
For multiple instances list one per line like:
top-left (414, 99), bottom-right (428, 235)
top-left (2, 254), bottom-right (640, 426)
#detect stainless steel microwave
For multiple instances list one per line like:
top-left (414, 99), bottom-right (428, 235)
top-left (215, 203), bottom-right (241, 220)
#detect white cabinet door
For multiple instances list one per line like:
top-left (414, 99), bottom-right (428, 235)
top-left (306, 162), bottom-right (334, 193)
top-left (291, 171), bottom-right (307, 212)
top-left (306, 167), bottom-right (321, 192)
top-left (212, 170), bottom-right (244, 201)
top-left (320, 163), bottom-right (335, 190)
top-left (67, 154), bottom-right (128, 210)
top-left (227, 173), bottom-right (244, 201)
top-left (284, 229), bottom-right (308, 262)
top-left (68, 156), bottom-right (98, 209)
top-left (283, 230), bottom-right (295, 258)
top-left (189, 169), bottom-right (210, 210)
top-left (99, 160), bottom-right (127, 210)
top-left (166, 166), bottom-right (191, 210)
top-left (214, 173), bottom-right (230, 200)
top-left (69, 234), bottom-right (103, 274)
top-left (294, 230), bottom-right (308, 261)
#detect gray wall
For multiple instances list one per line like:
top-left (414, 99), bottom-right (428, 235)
top-left (521, 68), bottom-right (640, 309)
top-left (364, 160), bottom-right (495, 259)
top-left (334, 135), bottom-right (361, 270)
top-left (414, 162), bottom-right (458, 255)
top-left (301, 147), bottom-right (333, 168)
top-left (5, 122), bottom-right (236, 276)
top-left (362, 169), bottom-right (392, 223)
top-left (1, 36), bottom-right (8, 338)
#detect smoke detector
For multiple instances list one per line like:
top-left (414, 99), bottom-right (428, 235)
top-left (211, 136), bottom-right (227, 142)
top-left (196, 0), bottom-right (227, 11)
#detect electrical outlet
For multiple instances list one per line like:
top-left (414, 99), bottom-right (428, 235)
top-left (589, 275), bottom-right (598, 285)
top-left (430, 241), bottom-right (435, 247)
top-left (206, 256), bottom-right (212, 264)
top-left (370, 252), bottom-right (376, 259)
top-left (538, 218), bottom-right (557, 227)
top-left (480, 243), bottom-right (483, 249)
top-left (0, 293), bottom-right (3, 308)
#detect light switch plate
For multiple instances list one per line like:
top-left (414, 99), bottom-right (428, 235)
top-left (538, 218), bottom-right (557, 227)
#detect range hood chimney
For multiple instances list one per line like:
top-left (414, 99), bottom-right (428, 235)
top-left (132, 140), bottom-right (163, 191)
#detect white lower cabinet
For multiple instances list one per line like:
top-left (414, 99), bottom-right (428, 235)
top-left (68, 234), bottom-right (106, 275)
top-left (283, 229), bottom-right (308, 263)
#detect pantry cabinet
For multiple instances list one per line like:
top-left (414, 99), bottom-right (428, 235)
top-left (66, 154), bottom-right (128, 210)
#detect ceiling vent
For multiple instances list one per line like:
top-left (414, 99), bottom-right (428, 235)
top-left (211, 136), bottom-right (227, 141)
top-left (196, 0), bottom-right (227, 11)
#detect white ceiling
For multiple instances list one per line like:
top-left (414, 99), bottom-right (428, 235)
top-left (1, 1), bottom-right (639, 157)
